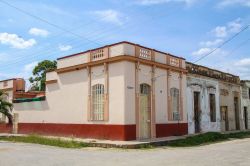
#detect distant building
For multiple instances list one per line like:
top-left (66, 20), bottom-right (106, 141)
top-left (186, 62), bottom-right (243, 133)
top-left (241, 80), bottom-right (250, 130)
top-left (186, 62), bottom-right (220, 134)
top-left (0, 78), bottom-right (25, 123)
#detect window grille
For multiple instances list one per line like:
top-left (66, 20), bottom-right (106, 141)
top-left (91, 49), bottom-right (104, 61)
top-left (92, 84), bottom-right (104, 121)
top-left (170, 88), bottom-right (180, 121)
top-left (173, 112), bottom-right (180, 121)
top-left (169, 58), bottom-right (180, 67)
top-left (139, 48), bottom-right (151, 60)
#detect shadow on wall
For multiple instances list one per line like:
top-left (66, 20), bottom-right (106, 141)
top-left (59, 70), bottom-right (87, 85)
top-left (47, 83), bottom-right (60, 92)
top-left (14, 101), bottom-right (49, 111)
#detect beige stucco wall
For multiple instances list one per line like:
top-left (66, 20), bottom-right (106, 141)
top-left (57, 43), bottom-right (133, 69)
top-left (0, 80), bottom-right (13, 90)
top-left (123, 62), bottom-right (187, 125)
top-left (219, 82), bottom-right (243, 131)
top-left (57, 52), bottom-right (89, 69)
top-left (14, 62), bottom-right (128, 125)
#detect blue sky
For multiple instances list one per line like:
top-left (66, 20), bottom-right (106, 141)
top-left (0, 0), bottom-right (250, 87)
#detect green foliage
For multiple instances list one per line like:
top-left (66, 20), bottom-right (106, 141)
top-left (29, 60), bottom-right (57, 91)
top-left (0, 135), bottom-right (89, 148)
top-left (0, 90), bottom-right (13, 124)
top-left (168, 132), bottom-right (250, 147)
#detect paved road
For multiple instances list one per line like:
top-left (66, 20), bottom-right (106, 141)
top-left (0, 138), bottom-right (250, 166)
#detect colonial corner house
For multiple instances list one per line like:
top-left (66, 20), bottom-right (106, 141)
top-left (1, 41), bottom-right (187, 141)
top-left (0, 41), bottom-right (248, 141)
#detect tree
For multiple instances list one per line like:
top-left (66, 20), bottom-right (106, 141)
top-left (29, 60), bottom-right (57, 91)
top-left (0, 90), bottom-right (13, 124)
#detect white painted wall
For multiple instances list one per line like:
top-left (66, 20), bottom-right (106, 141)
top-left (187, 75), bottom-right (221, 134)
top-left (241, 81), bottom-right (250, 130)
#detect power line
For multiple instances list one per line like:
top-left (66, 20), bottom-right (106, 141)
top-left (227, 37), bottom-right (250, 56)
top-left (0, 0), bottom-right (163, 68)
top-left (0, 5), bottom-right (178, 70)
top-left (193, 24), bottom-right (250, 63)
top-left (0, 0), bottom-right (102, 46)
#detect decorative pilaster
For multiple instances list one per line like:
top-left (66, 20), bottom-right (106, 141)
top-left (104, 63), bottom-right (109, 121)
top-left (167, 70), bottom-right (172, 121)
top-left (135, 61), bottom-right (140, 140)
top-left (179, 72), bottom-right (183, 121)
top-left (87, 66), bottom-right (92, 121)
top-left (151, 65), bottom-right (156, 138)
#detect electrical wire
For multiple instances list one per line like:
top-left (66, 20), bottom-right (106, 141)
top-left (193, 24), bottom-right (250, 63)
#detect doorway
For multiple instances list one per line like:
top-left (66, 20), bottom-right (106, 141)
top-left (234, 97), bottom-right (240, 130)
top-left (221, 106), bottom-right (229, 131)
top-left (139, 84), bottom-right (151, 139)
top-left (193, 92), bottom-right (200, 133)
top-left (244, 107), bottom-right (248, 129)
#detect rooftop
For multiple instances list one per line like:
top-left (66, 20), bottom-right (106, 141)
top-left (57, 41), bottom-right (185, 60)
top-left (186, 62), bottom-right (240, 84)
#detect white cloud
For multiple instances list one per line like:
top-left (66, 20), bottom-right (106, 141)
top-left (200, 39), bottom-right (223, 47)
top-left (29, 28), bottom-right (49, 37)
top-left (218, 0), bottom-right (250, 8)
top-left (212, 26), bottom-right (227, 38)
top-left (135, 0), bottom-right (197, 5)
top-left (24, 61), bottom-right (38, 73)
top-left (58, 44), bottom-right (72, 51)
top-left (228, 18), bottom-right (242, 33)
top-left (215, 58), bottom-right (250, 80)
top-left (92, 9), bottom-right (125, 26)
top-left (211, 18), bottom-right (242, 38)
top-left (0, 61), bottom-right (38, 88)
top-left (192, 47), bottom-right (227, 57)
top-left (0, 33), bottom-right (36, 49)
top-left (234, 58), bottom-right (250, 67)
top-left (192, 47), bottom-right (212, 56)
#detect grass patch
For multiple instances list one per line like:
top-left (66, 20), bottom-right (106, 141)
top-left (168, 131), bottom-right (250, 147)
top-left (0, 135), bottom-right (89, 148)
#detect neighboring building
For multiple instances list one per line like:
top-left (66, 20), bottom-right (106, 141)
top-left (241, 80), bottom-right (250, 130)
top-left (186, 62), bottom-right (220, 134)
top-left (10, 41), bottom-right (188, 141)
top-left (0, 78), bottom-right (25, 123)
top-left (219, 75), bottom-right (242, 131)
top-left (186, 62), bottom-right (243, 132)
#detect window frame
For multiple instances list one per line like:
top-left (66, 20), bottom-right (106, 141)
top-left (209, 93), bottom-right (216, 122)
top-left (91, 84), bottom-right (105, 121)
top-left (170, 88), bottom-right (180, 121)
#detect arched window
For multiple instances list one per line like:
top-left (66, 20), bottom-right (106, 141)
top-left (170, 88), bottom-right (180, 121)
top-left (92, 84), bottom-right (104, 121)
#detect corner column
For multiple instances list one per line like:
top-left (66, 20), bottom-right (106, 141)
top-left (151, 65), bottom-right (156, 139)
top-left (135, 62), bottom-right (140, 140)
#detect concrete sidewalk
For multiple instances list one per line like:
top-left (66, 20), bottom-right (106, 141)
top-left (0, 133), bottom-right (187, 148)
